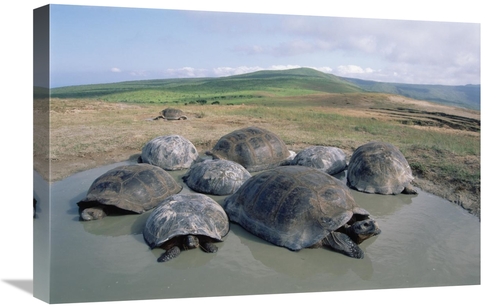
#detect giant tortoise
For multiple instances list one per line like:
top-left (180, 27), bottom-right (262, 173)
top-left (139, 135), bottom-right (199, 171)
top-left (77, 164), bottom-right (182, 221)
top-left (291, 146), bottom-right (347, 175)
top-left (223, 165), bottom-right (381, 259)
top-left (143, 193), bottom-right (230, 262)
top-left (206, 126), bottom-right (292, 172)
top-left (153, 108), bottom-right (188, 120)
top-left (183, 159), bottom-right (251, 195)
top-left (347, 141), bottom-right (417, 195)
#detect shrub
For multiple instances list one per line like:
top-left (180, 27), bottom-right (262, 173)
top-left (409, 162), bottom-right (427, 176)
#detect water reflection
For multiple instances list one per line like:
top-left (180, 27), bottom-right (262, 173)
top-left (352, 189), bottom-right (417, 218)
top-left (229, 223), bottom-right (375, 280)
top-left (80, 212), bottom-right (150, 237)
top-left (333, 170), bottom-right (418, 218)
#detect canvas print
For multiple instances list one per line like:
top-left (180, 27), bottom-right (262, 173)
top-left (33, 4), bottom-right (480, 305)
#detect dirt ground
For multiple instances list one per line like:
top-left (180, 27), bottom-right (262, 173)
top-left (34, 94), bottom-right (480, 218)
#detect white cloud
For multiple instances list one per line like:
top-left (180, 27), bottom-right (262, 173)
top-left (110, 67), bottom-right (121, 73)
top-left (164, 67), bottom-right (209, 78)
top-left (312, 66), bottom-right (333, 73)
top-left (269, 64), bottom-right (301, 71)
top-left (212, 66), bottom-right (264, 77)
top-left (162, 65), bottom-right (337, 79)
top-left (336, 65), bottom-right (374, 75)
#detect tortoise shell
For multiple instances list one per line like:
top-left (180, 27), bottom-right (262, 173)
top-left (223, 165), bottom-right (371, 251)
top-left (160, 108), bottom-right (187, 120)
top-left (77, 164), bottom-right (182, 214)
top-left (183, 159), bottom-right (251, 195)
top-left (347, 141), bottom-right (414, 195)
top-left (207, 126), bottom-right (291, 172)
top-left (291, 146), bottom-right (347, 175)
top-left (141, 135), bottom-right (199, 171)
top-left (143, 194), bottom-right (230, 249)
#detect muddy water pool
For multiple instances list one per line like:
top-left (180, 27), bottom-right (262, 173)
top-left (33, 160), bottom-right (480, 304)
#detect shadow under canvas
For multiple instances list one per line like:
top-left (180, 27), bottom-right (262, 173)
top-left (3, 279), bottom-right (33, 295)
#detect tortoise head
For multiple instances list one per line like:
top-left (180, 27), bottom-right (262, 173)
top-left (80, 207), bottom-right (107, 221)
top-left (347, 219), bottom-right (381, 244)
top-left (182, 235), bottom-right (200, 250)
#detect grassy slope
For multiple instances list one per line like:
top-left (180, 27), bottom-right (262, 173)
top-left (50, 67), bottom-right (479, 110)
top-left (50, 68), bottom-right (364, 103)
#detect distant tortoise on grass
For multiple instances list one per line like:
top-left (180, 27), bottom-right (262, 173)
top-left (347, 141), bottom-right (417, 195)
top-left (139, 135), bottom-right (199, 171)
top-left (77, 164), bottom-right (182, 221)
top-left (291, 146), bottom-right (347, 175)
top-left (143, 194), bottom-right (230, 262)
top-left (183, 159), bottom-right (252, 195)
top-left (206, 126), bottom-right (293, 172)
top-left (223, 165), bottom-right (381, 259)
top-left (153, 108), bottom-right (188, 120)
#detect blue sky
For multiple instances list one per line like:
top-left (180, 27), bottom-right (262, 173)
top-left (48, 4), bottom-right (480, 88)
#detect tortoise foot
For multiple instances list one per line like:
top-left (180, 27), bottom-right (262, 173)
top-left (402, 184), bottom-right (418, 194)
top-left (158, 246), bottom-right (181, 262)
top-left (324, 232), bottom-right (364, 259)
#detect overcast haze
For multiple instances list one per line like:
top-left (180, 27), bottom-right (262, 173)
top-left (48, 5), bottom-right (480, 88)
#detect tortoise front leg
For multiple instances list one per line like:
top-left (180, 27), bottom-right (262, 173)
top-left (323, 232), bottom-right (364, 259)
top-left (402, 184), bottom-right (418, 194)
top-left (158, 246), bottom-right (181, 262)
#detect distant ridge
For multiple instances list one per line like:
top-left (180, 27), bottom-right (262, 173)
top-left (341, 76), bottom-right (480, 111)
top-left (50, 67), bottom-right (480, 111)
top-left (227, 67), bottom-right (339, 79)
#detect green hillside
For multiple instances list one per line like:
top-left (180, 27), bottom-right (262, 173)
top-left (50, 68), bottom-right (480, 110)
top-left (50, 68), bottom-right (364, 105)
top-left (218, 67), bottom-right (362, 93)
